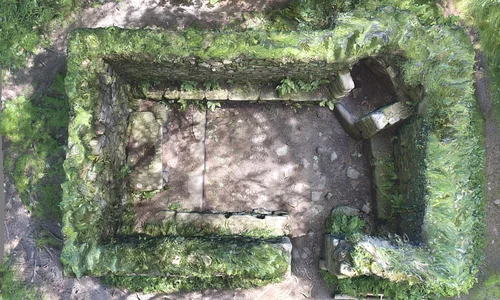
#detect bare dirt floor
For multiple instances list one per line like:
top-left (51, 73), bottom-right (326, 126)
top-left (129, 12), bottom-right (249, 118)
top-left (1, 1), bottom-right (500, 299)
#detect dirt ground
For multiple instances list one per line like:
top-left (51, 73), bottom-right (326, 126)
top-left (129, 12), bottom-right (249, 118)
top-left (1, 0), bottom-right (500, 299)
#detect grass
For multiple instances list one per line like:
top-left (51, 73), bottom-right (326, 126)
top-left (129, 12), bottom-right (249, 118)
top-left (0, 73), bottom-right (69, 221)
top-left (0, 258), bottom-right (38, 300)
top-left (0, 0), bottom-right (85, 69)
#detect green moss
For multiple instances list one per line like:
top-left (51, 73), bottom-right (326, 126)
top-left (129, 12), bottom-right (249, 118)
top-left (0, 73), bottom-right (69, 221)
top-left (0, 258), bottom-right (39, 299)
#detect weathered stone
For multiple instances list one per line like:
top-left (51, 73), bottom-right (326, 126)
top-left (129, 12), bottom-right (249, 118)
top-left (151, 102), bottom-right (167, 122)
top-left (334, 103), bottom-right (361, 139)
top-left (380, 101), bottom-right (413, 125)
top-left (89, 138), bottom-right (102, 156)
top-left (494, 199), bottom-right (500, 206)
top-left (144, 88), bottom-right (165, 100)
top-left (163, 88), bottom-right (180, 100)
top-left (228, 84), bottom-right (260, 101)
top-left (356, 102), bottom-right (413, 139)
top-left (325, 192), bottom-right (333, 200)
top-left (331, 151), bottom-right (338, 162)
top-left (287, 89), bottom-right (329, 102)
top-left (127, 112), bottom-right (163, 191)
top-left (346, 167), bottom-right (360, 179)
top-left (95, 122), bottom-right (106, 135)
top-left (322, 235), bottom-right (357, 278)
top-left (311, 191), bottom-right (322, 202)
top-left (142, 212), bottom-right (290, 236)
top-left (259, 84), bottom-right (280, 101)
top-left (276, 145), bottom-right (289, 156)
top-left (361, 204), bottom-right (371, 214)
top-left (330, 71), bottom-right (355, 99)
top-left (180, 90), bottom-right (205, 100)
top-left (205, 89), bottom-right (229, 100)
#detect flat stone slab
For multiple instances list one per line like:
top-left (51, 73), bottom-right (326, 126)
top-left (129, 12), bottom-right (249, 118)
top-left (356, 102), bottom-right (413, 139)
top-left (127, 112), bottom-right (163, 191)
top-left (162, 106), bottom-right (205, 210)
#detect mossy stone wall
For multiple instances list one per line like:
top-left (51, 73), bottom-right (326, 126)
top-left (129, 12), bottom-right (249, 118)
top-left (106, 55), bottom-right (343, 84)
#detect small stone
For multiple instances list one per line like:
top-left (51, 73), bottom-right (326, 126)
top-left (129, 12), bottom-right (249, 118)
top-left (307, 230), bottom-right (315, 237)
top-left (95, 123), bottom-right (106, 135)
top-left (276, 145), bottom-right (289, 156)
top-left (311, 191), bottom-right (322, 202)
top-left (330, 151), bottom-right (338, 162)
top-left (350, 151), bottom-right (362, 158)
top-left (202, 255), bottom-right (212, 267)
top-left (172, 255), bottom-right (181, 265)
top-left (162, 168), bottom-right (170, 183)
top-left (346, 167), bottom-right (360, 179)
top-left (494, 199), bottom-right (500, 206)
top-left (325, 192), bottom-right (333, 200)
top-left (300, 251), bottom-right (308, 259)
top-left (317, 176), bottom-right (326, 190)
top-left (316, 146), bottom-right (327, 155)
top-left (361, 204), bottom-right (371, 214)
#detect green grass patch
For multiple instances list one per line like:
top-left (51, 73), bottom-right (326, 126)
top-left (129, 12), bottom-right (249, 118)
top-left (0, 73), bottom-right (69, 221)
top-left (0, 258), bottom-right (38, 299)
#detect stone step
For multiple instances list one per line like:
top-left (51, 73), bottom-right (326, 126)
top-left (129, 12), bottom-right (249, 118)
top-left (163, 83), bottom-right (330, 102)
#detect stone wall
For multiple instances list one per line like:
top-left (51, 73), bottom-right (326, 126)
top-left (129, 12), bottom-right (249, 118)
top-left (106, 55), bottom-right (344, 84)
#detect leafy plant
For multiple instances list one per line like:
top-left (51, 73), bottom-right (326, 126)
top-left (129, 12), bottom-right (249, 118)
top-left (180, 81), bottom-right (198, 92)
top-left (319, 99), bottom-right (335, 110)
top-left (276, 78), bottom-right (325, 97)
top-left (326, 215), bottom-right (366, 238)
top-left (206, 101), bottom-right (221, 111)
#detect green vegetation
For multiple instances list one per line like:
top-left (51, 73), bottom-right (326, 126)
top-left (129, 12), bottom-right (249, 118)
top-left (468, 273), bottom-right (500, 300)
top-left (0, 258), bottom-right (38, 299)
top-left (0, 73), bottom-right (69, 221)
top-left (0, 0), bottom-right (83, 68)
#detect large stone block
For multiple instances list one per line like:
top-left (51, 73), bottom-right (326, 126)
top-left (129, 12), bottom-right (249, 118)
top-left (320, 234), bottom-right (356, 278)
top-left (127, 112), bottom-right (163, 191)
top-left (228, 84), bottom-right (260, 101)
top-left (356, 102), bottom-right (413, 139)
top-left (329, 71), bottom-right (355, 99)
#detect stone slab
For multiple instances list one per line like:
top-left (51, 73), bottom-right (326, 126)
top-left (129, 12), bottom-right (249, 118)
top-left (127, 112), bottom-right (163, 191)
top-left (356, 102), bottom-right (413, 139)
top-left (162, 107), bottom-right (206, 210)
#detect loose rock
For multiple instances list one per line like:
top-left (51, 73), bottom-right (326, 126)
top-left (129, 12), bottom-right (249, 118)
top-left (311, 191), bottom-right (322, 202)
top-left (276, 145), bottom-right (289, 156)
top-left (361, 204), bottom-right (371, 214)
top-left (346, 167), bottom-right (361, 179)
top-left (331, 151), bottom-right (338, 162)
top-left (494, 199), bottom-right (500, 206)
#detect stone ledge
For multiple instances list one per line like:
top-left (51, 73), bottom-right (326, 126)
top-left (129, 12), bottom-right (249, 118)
top-left (139, 211), bottom-right (290, 237)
